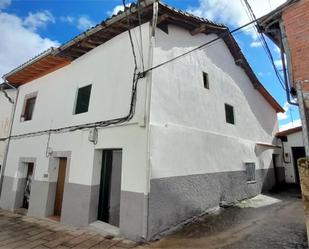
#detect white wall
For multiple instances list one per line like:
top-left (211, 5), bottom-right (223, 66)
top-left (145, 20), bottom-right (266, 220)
top-left (149, 25), bottom-right (279, 179)
top-left (282, 131), bottom-right (304, 183)
top-left (0, 89), bottom-right (16, 166)
top-left (4, 23), bottom-right (151, 194)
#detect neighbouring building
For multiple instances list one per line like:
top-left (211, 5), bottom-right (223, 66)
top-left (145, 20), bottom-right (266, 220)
top-left (0, 85), bottom-right (16, 185)
top-left (276, 126), bottom-right (305, 185)
top-left (0, 0), bottom-right (284, 241)
top-left (258, 0), bottom-right (309, 241)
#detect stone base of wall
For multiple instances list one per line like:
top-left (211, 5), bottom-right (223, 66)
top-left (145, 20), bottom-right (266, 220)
top-left (147, 168), bottom-right (275, 240)
top-left (298, 158), bottom-right (309, 243)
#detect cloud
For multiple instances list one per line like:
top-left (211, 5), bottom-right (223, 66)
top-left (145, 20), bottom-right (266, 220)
top-left (0, 11), bottom-right (59, 78)
top-left (61, 15), bottom-right (95, 31)
top-left (187, 0), bottom-right (287, 45)
top-left (277, 102), bottom-right (290, 121)
top-left (107, 3), bottom-right (131, 16)
top-left (274, 59), bottom-right (282, 68)
top-left (279, 119), bottom-right (302, 131)
top-left (77, 16), bottom-right (95, 31)
top-left (60, 15), bottom-right (75, 24)
top-left (0, 0), bottom-right (10, 10)
top-left (250, 40), bottom-right (262, 48)
top-left (23, 10), bottom-right (55, 31)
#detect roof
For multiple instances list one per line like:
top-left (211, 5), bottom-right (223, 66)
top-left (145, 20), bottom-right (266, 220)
top-left (276, 126), bottom-right (302, 137)
top-left (257, 0), bottom-right (299, 46)
top-left (2, 0), bottom-right (284, 113)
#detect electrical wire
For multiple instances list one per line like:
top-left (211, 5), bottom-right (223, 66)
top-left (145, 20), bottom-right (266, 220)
top-left (2, 9), bottom-right (275, 141)
top-left (241, 0), bottom-right (286, 91)
top-left (143, 18), bottom-right (257, 75)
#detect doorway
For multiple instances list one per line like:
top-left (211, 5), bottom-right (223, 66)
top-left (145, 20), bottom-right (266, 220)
top-left (54, 158), bottom-right (67, 217)
top-left (22, 163), bottom-right (34, 209)
top-left (98, 149), bottom-right (122, 227)
top-left (291, 147), bottom-right (305, 185)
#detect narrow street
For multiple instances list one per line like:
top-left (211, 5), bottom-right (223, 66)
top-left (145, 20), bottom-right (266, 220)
top-left (0, 189), bottom-right (307, 249)
top-left (142, 188), bottom-right (308, 249)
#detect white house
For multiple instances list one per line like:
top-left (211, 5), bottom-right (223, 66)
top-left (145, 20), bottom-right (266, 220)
top-left (0, 0), bottom-right (284, 241)
top-left (0, 85), bottom-right (16, 184)
top-left (276, 126), bottom-right (305, 185)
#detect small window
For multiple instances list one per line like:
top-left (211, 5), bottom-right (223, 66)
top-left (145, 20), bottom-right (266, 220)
top-left (225, 104), bottom-right (235, 124)
top-left (22, 96), bottom-right (36, 121)
top-left (245, 162), bottom-right (256, 182)
top-left (75, 85), bottom-right (92, 114)
top-left (203, 72), bottom-right (209, 89)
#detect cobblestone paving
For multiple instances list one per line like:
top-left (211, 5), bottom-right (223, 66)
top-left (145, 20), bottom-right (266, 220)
top-left (0, 189), bottom-right (307, 249)
top-left (0, 210), bottom-right (138, 249)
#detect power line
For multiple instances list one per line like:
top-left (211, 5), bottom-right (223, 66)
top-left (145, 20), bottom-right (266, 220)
top-left (241, 0), bottom-right (286, 91)
top-left (0, 12), bottom-right (277, 141)
top-left (143, 18), bottom-right (257, 75)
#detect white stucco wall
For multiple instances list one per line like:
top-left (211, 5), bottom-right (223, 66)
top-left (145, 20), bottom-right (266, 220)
top-left (0, 89), bottom-right (16, 168)
top-left (4, 23), bottom-right (151, 194)
top-left (281, 131), bottom-right (304, 183)
top-left (149, 25), bottom-right (279, 179)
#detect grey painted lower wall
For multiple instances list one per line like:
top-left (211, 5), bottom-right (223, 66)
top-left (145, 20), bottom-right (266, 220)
top-left (61, 183), bottom-right (100, 227)
top-left (0, 176), bottom-right (27, 210)
top-left (27, 180), bottom-right (57, 217)
top-left (119, 190), bottom-right (147, 241)
top-left (147, 168), bottom-right (275, 239)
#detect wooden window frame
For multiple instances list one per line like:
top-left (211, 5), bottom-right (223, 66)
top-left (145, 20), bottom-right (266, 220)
top-left (74, 84), bottom-right (92, 115)
top-left (225, 103), bottom-right (235, 125)
top-left (21, 93), bottom-right (37, 122)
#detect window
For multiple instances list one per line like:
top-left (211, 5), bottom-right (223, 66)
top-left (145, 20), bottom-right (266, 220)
top-left (74, 85), bottom-right (92, 114)
top-left (245, 162), bottom-right (256, 182)
top-left (203, 72), bottom-right (209, 89)
top-left (225, 104), bottom-right (235, 124)
top-left (22, 96), bottom-right (36, 121)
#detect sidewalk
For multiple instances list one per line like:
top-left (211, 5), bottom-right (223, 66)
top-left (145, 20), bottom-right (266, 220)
top-left (0, 209), bottom-right (138, 249)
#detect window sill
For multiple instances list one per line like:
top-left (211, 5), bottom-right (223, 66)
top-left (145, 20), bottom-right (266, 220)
top-left (247, 180), bottom-right (256, 184)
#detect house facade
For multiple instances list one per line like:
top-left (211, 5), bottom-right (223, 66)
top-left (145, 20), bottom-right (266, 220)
top-left (0, 86), bottom-right (16, 184)
top-left (277, 127), bottom-right (305, 185)
top-left (0, 0), bottom-right (283, 241)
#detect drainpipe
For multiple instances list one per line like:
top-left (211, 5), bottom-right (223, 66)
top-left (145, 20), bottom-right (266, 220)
top-left (0, 81), bottom-right (19, 195)
top-left (142, 0), bottom-right (158, 241)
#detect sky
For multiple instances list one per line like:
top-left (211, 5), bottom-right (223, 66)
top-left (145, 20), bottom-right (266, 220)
top-left (0, 0), bottom-right (301, 131)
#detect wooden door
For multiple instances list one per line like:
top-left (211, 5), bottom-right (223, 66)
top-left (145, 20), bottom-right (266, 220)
top-left (54, 158), bottom-right (67, 217)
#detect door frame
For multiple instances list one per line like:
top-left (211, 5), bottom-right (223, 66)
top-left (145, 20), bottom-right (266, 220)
top-left (97, 148), bottom-right (123, 227)
top-left (45, 151), bottom-right (71, 218)
top-left (13, 157), bottom-right (37, 210)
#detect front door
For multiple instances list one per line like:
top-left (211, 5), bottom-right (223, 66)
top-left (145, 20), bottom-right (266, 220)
top-left (22, 163), bottom-right (34, 209)
top-left (291, 147), bottom-right (306, 185)
top-left (98, 149), bottom-right (122, 227)
top-left (54, 158), bottom-right (67, 217)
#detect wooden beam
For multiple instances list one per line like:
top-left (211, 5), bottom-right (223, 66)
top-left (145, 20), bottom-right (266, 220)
top-left (80, 41), bottom-right (97, 49)
top-left (157, 14), bottom-right (169, 24)
top-left (71, 47), bottom-right (89, 54)
top-left (190, 24), bottom-right (207, 36)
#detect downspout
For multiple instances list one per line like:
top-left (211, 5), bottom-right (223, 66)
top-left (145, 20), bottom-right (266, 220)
top-left (278, 22), bottom-right (298, 106)
top-left (0, 82), bottom-right (19, 195)
top-left (142, 0), bottom-right (158, 240)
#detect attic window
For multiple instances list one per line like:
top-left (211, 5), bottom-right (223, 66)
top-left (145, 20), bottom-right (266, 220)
top-left (225, 104), bottom-right (235, 125)
top-left (74, 85), bottom-right (92, 114)
top-left (203, 72), bottom-right (209, 89)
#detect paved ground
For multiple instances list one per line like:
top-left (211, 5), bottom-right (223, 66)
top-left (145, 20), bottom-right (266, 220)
top-left (0, 211), bottom-right (138, 249)
top-left (142, 188), bottom-right (308, 249)
top-left (0, 188), bottom-right (307, 249)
